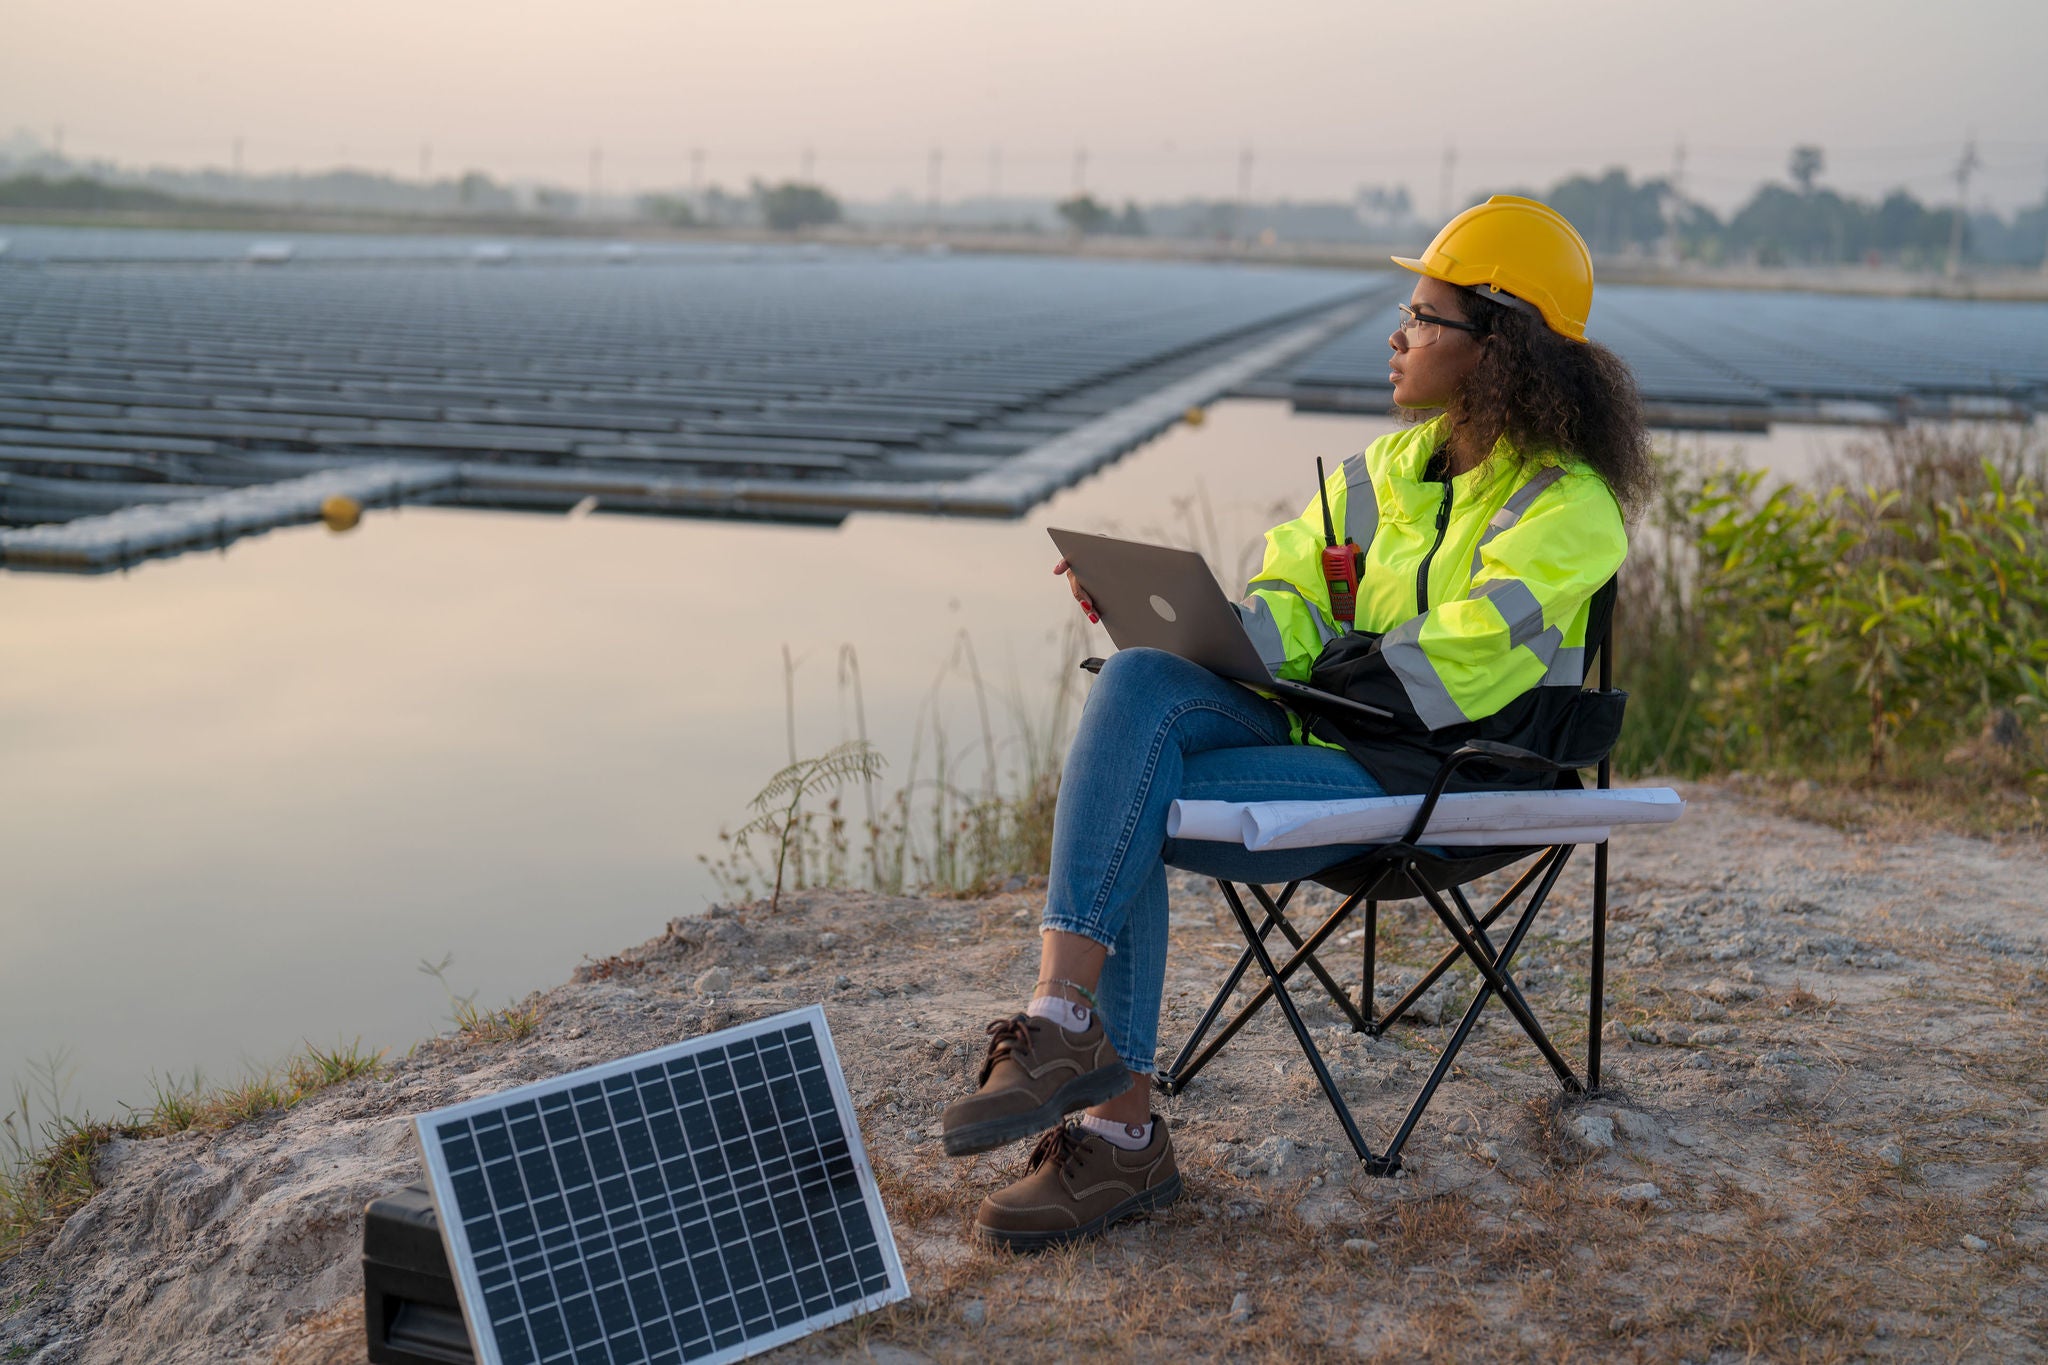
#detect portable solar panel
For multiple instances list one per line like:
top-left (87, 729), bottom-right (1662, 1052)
top-left (411, 1005), bottom-right (908, 1365)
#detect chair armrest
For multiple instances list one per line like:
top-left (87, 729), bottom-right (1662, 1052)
top-left (1452, 739), bottom-right (1575, 773)
top-left (1399, 742), bottom-right (1578, 845)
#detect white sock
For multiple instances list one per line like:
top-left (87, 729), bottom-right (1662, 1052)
top-left (1026, 994), bottom-right (1092, 1033)
top-left (1079, 1113), bottom-right (1154, 1151)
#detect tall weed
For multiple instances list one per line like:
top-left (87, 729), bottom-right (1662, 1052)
top-left (703, 622), bottom-right (1087, 904)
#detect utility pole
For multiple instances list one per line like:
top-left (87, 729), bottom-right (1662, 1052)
top-left (52, 124), bottom-right (64, 161)
top-left (1947, 134), bottom-right (1979, 278)
top-left (927, 146), bottom-right (943, 230)
top-left (1235, 145), bottom-right (1255, 244)
top-left (232, 136), bottom-right (244, 177)
top-left (1438, 143), bottom-right (1457, 220)
top-left (589, 143), bottom-right (603, 217)
top-left (989, 144), bottom-right (1002, 199)
top-left (801, 146), bottom-right (814, 182)
top-left (689, 147), bottom-right (705, 198)
top-left (1072, 143), bottom-right (1088, 196)
top-left (1665, 136), bottom-right (1687, 261)
top-left (419, 142), bottom-right (432, 181)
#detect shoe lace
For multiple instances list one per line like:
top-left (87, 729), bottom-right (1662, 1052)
top-left (976, 1014), bottom-right (1037, 1086)
top-left (1024, 1123), bottom-right (1088, 1178)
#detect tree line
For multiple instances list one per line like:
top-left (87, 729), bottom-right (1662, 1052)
top-left (1514, 147), bottom-right (2046, 269)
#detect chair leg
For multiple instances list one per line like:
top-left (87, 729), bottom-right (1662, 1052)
top-left (1377, 865), bottom-right (1562, 1169)
top-left (1447, 882), bottom-right (1546, 1028)
top-left (1247, 884), bottom-right (1368, 1032)
top-left (1216, 880), bottom-right (1390, 1171)
top-left (1162, 882), bottom-right (1364, 1097)
top-left (1361, 899), bottom-right (1377, 1029)
top-left (1157, 884), bottom-right (1294, 1095)
top-left (1371, 848), bottom-right (1563, 1034)
top-left (1411, 857), bottom-right (1583, 1093)
top-left (1589, 839), bottom-right (1609, 1092)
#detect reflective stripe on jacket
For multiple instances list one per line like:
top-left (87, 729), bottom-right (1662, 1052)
top-left (1238, 416), bottom-right (1626, 743)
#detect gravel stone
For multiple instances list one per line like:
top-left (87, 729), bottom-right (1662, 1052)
top-left (693, 967), bottom-right (732, 995)
top-left (1613, 1110), bottom-right (1660, 1143)
top-left (1573, 1115), bottom-right (1617, 1151)
top-left (1228, 1291), bottom-right (1254, 1324)
top-left (1961, 1234), bottom-right (1991, 1252)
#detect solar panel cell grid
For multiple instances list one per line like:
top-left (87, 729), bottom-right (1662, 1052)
top-left (416, 1007), bottom-right (904, 1365)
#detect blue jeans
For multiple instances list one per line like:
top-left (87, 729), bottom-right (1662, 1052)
top-left (1041, 648), bottom-right (1387, 1075)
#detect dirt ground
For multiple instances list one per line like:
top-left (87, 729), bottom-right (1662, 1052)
top-left (3, 778), bottom-right (2045, 1363)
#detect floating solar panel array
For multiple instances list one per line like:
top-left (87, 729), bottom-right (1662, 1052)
top-left (1254, 282), bottom-right (2048, 427)
top-left (0, 230), bottom-right (1385, 570)
top-left (413, 1006), bottom-right (906, 1365)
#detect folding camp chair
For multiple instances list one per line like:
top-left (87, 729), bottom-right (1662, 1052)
top-left (1153, 582), bottom-right (1647, 1176)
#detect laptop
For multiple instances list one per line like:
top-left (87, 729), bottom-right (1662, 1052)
top-left (1047, 527), bottom-right (1392, 723)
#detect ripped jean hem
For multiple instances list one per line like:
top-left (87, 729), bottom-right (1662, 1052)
top-left (1038, 917), bottom-right (1119, 956)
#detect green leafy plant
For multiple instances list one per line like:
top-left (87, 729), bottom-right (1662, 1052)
top-left (1616, 424), bottom-right (2048, 794)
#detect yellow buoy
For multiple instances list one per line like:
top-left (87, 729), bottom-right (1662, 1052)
top-left (320, 494), bottom-right (362, 532)
top-left (1183, 406), bottom-right (1207, 427)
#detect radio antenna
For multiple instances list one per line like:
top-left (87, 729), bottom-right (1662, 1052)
top-left (1315, 456), bottom-right (1338, 547)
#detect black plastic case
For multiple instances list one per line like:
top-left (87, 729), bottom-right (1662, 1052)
top-left (362, 1183), bottom-right (476, 1365)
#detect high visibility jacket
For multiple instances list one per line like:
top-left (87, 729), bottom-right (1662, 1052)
top-left (1236, 416), bottom-right (1627, 792)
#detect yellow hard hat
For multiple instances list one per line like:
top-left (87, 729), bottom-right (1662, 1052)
top-left (1392, 195), bottom-right (1594, 342)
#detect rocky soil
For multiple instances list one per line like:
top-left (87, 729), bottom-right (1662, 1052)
top-left (3, 779), bottom-right (2045, 1363)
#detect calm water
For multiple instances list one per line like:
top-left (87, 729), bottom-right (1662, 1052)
top-left (0, 402), bottom-right (1870, 1118)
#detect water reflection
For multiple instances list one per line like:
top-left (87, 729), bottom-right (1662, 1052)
top-left (0, 402), bottom-right (1880, 1115)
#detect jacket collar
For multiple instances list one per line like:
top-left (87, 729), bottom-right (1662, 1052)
top-left (1380, 416), bottom-right (1533, 519)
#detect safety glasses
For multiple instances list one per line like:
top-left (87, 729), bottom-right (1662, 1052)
top-left (1395, 303), bottom-right (1483, 349)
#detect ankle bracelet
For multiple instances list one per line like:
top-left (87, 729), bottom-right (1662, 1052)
top-left (1034, 977), bottom-right (1099, 1012)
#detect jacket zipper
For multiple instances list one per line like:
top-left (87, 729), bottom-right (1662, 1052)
top-left (1415, 461), bottom-right (1454, 612)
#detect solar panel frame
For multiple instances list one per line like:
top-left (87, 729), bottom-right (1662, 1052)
top-left (412, 1004), bottom-right (909, 1365)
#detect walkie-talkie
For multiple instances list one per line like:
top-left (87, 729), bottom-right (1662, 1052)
top-left (1316, 456), bottom-right (1364, 628)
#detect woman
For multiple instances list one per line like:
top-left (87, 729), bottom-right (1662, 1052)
top-left (940, 196), bottom-right (1654, 1250)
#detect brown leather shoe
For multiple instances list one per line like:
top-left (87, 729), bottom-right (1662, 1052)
top-left (940, 1013), bottom-right (1129, 1157)
top-left (972, 1119), bottom-right (1182, 1250)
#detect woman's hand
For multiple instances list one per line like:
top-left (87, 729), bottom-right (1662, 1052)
top-left (1053, 558), bottom-right (1099, 625)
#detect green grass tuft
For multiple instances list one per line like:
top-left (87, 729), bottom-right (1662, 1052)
top-left (2, 1038), bottom-right (387, 1266)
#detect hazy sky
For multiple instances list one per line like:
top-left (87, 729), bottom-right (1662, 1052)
top-left (9, 0), bottom-right (2047, 212)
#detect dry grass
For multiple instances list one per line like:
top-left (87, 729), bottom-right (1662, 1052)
top-left (1726, 764), bottom-right (2048, 846)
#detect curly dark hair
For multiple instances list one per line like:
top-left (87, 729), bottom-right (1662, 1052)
top-left (1425, 287), bottom-right (1656, 520)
